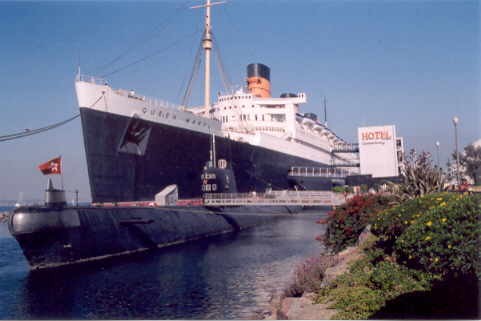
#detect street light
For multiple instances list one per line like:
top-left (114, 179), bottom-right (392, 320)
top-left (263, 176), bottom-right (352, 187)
top-left (436, 141), bottom-right (440, 169)
top-left (453, 117), bottom-right (461, 188)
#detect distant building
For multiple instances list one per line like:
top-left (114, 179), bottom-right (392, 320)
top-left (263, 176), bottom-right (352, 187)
top-left (358, 125), bottom-right (403, 178)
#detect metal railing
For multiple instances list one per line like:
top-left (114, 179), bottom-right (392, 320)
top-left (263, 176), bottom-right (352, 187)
top-left (330, 158), bottom-right (360, 167)
top-left (203, 191), bottom-right (349, 206)
top-left (333, 143), bottom-right (359, 151)
top-left (288, 167), bottom-right (357, 177)
top-left (76, 74), bottom-right (184, 110)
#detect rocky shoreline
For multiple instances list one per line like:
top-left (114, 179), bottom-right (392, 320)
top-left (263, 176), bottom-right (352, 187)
top-left (244, 230), bottom-right (371, 320)
top-left (0, 212), bottom-right (11, 222)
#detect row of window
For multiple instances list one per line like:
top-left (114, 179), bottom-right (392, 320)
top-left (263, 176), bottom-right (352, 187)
top-left (220, 114), bottom-right (287, 123)
top-left (219, 95), bottom-right (253, 102)
top-left (222, 105), bottom-right (254, 109)
top-left (224, 126), bottom-right (285, 133)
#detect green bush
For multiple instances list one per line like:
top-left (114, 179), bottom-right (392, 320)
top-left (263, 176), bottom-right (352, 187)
top-left (346, 186), bottom-right (355, 193)
top-left (317, 255), bottom-right (436, 320)
top-left (333, 186), bottom-right (346, 193)
top-left (396, 194), bottom-right (481, 277)
top-left (317, 193), bottom-right (395, 253)
top-left (371, 193), bottom-right (460, 239)
top-left (360, 184), bottom-right (368, 193)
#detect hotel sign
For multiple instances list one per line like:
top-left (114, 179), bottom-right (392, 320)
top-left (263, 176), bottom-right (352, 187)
top-left (358, 125), bottom-right (398, 177)
top-left (361, 130), bottom-right (392, 145)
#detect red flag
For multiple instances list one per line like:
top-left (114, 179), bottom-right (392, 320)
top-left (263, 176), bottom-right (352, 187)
top-left (39, 157), bottom-right (62, 175)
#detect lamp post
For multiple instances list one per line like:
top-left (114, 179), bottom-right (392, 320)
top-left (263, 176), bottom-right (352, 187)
top-left (436, 141), bottom-right (440, 169)
top-left (453, 117), bottom-right (461, 188)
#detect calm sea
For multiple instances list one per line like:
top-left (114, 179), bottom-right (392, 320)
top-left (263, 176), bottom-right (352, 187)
top-left (0, 207), bottom-right (329, 319)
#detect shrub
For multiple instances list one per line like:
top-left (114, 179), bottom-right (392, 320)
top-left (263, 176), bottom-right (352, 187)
top-left (283, 254), bottom-right (340, 297)
top-left (317, 193), bottom-right (395, 253)
top-left (396, 194), bottom-right (481, 277)
top-left (333, 186), bottom-right (346, 193)
top-left (371, 193), bottom-right (460, 240)
top-left (390, 150), bottom-right (446, 201)
top-left (346, 186), bottom-right (355, 193)
top-left (360, 184), bottom-right (368, 193)
top-left (317, 256), bottom-right (436, 320)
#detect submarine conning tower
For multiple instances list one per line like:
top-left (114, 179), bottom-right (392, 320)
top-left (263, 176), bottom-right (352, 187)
top-left (246, 63), bottom-right (271, 98)
top-left (45, 178), bottom-right (67, 207)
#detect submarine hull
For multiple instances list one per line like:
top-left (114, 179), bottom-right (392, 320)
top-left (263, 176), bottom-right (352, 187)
top-left (8, 205), bottom-right (300, 270)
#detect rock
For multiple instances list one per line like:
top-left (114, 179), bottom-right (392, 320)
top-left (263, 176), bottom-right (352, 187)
top-left (269, 292), bottom-right (282, 316)
top-left (279, 297), bottom-right (294, 319)
top-left (242, 312), bottom-right (266, 320)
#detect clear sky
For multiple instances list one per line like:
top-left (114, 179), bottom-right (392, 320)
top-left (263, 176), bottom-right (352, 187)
top-left (0, 0), bottom-right (479, 203)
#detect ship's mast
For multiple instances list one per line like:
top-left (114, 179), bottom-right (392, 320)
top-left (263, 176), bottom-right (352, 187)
top-left (191, 0), bottom-right (225, 117)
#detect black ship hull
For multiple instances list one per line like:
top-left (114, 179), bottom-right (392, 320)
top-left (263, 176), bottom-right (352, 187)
top-left (81, 108), bottom-right (329, 204)
top-left (9, 204), bottom-right (300, 270)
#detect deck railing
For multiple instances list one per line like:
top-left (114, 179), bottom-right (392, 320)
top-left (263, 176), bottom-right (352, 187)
top-left (288, 167), bottom-right (357, 177)
top-left (203, 191), bottom-right (349, 206)
top-left (76, 74), bottom-right (184, 110)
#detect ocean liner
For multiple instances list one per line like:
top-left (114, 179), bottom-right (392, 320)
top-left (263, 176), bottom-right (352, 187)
top-left (76, 1), bottom-right (359, 204)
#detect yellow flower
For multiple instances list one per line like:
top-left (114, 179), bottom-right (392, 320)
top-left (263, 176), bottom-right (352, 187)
top-left (421, 195), bottom-right (424, 198)
top-left (442, 218), bottom-right (446, 222)
top-left (398, 215), bottom-right (401, 218)
top-left (411, 221), bottom-right (415, 224)
top-left (440, 202), bottom-right (446, 206)
top-left (425, 236), bottom-right (430, 241)
top-left (409, 255), bottom-right (412, 259)
top-left (435, 258), bottom-right (438, 262)
top-left (448, 245), bottom-right (452, 249)
top-left (437, 198), bottom-right (442, 201)
top-left (405, 221), bottom-right (408, 224)
top-left (427, 221), bottom-right (432, 227)
top-left (401, 209), bottom-right (404, 212)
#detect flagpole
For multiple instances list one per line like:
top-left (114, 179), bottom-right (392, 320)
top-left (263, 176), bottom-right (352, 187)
top-left (60, 155), bottom-right (64, 190)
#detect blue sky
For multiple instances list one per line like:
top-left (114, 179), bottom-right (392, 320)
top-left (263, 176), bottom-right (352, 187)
top-left (0, 0), bottom-right (479, 202)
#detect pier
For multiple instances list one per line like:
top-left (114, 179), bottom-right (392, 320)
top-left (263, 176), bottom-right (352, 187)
top-left (203, 191), bottom-right (348, 207)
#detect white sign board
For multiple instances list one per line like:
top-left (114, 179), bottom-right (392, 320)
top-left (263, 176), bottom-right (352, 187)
top-left (358, 125), bottom-right (398, 177)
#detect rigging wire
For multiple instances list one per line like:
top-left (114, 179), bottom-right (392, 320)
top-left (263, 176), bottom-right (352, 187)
top-left (0, 95), bottom-right (104, 143)
top-left (216, 7), bottom-right (242, 83)
top-left (221, 6), bottom-right (257, 72)
top-left (90, 1), bottom-right (194, 76)
top-left (211, 32), bottom-right (233, 94)
top-left (0, 114), bottom-right (81, 143)
top-left (181, 40), bottom-right (204, 108)
top-left (173, 6), bottom-right (205, 104)
top-left (100, 28), bottom-right (203, 79)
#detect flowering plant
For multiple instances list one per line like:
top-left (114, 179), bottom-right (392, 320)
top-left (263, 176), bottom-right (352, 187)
top-left (317, 193), bottom-right (394, 253)
top-left (371, 193), bottom-right (459, 239)
top-left (396, 195), bottom-right (481, 277)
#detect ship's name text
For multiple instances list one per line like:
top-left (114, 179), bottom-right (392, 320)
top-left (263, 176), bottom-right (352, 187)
top-left (142, 107), bottom-right (208, 127)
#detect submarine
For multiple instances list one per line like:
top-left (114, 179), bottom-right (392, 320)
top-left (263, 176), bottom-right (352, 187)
top-left (8, 157), bottom-right (300, 270)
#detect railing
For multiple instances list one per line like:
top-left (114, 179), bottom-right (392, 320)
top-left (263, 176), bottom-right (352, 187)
top-left (333, 143), bottom-right (359, 152)
top-left (331, 158), bottom-right (360, 167)
top-left (76, 74), bottom-right (108, 86)
top-left (288, 167), bottom-right (357, 177)
top-left (203, 191), bottom-right (348, 206)
top-left (76, 74), bottom-right (184, 110)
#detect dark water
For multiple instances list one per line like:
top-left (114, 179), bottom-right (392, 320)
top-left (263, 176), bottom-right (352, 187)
top-left (0, 208), bottom-right (328, 319)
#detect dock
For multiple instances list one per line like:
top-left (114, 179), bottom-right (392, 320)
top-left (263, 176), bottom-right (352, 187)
top-left (203, 191), bottom-right (348, 207)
